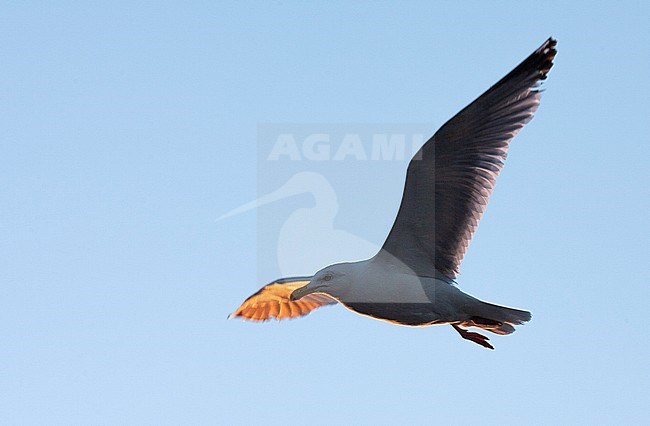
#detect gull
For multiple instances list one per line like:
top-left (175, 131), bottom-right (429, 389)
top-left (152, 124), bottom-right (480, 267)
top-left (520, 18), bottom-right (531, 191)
top-left (230, 38), bottom-right (557, 349)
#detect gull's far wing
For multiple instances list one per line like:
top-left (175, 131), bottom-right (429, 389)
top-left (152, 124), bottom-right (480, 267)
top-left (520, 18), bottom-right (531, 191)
top-left (381, 38), bottom-right (557, 277)
top-left (229, 277), bottom-right (337, 321)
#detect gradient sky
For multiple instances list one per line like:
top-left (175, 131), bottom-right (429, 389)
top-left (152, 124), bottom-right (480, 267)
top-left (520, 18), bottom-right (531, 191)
top-left (1, 2), bottom-right (649, 425)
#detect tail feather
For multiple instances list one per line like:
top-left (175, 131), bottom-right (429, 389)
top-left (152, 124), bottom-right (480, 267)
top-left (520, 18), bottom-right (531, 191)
top-left (463, 301), bottom-right (531, 335)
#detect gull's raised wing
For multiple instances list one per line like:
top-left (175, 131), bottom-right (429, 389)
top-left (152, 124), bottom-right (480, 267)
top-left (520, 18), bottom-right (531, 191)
top-left (230, 277), bottom-right (337, 321)
top-left (381, 38), bottom-right (557, 277)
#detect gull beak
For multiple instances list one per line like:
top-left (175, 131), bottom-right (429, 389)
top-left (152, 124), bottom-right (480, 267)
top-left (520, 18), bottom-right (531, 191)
top-left (290, 286), bottom-right (312, 301)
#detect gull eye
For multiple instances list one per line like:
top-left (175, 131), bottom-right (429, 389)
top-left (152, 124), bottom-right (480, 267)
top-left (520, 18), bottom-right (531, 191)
top-left (323, 273), bottom-right (333, 282)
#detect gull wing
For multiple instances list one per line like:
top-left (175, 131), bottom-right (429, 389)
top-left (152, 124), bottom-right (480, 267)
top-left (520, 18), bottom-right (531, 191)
top-left (229, 277), bottom-right (337, 321)
top-left (381, 38), bottom-right (557, 277)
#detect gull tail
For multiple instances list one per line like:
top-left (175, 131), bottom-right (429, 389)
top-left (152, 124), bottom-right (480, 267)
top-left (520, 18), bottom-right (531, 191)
top-left (463, 301), bottom-right (531, 335)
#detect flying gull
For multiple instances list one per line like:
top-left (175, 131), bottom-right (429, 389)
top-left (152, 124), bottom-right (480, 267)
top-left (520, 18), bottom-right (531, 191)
top-left (230, 38), bottom-right (557, 349)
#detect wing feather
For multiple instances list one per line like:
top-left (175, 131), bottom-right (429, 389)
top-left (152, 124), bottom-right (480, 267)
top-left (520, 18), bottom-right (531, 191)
top-left (230, 277), bottom-right (337, 321)
top-left (381, 38), bottom-right (557, 277)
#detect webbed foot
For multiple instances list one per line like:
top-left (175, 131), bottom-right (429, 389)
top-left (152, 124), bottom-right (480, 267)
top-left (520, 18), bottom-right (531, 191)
top-left (452, 324), bottom-right (494, 350)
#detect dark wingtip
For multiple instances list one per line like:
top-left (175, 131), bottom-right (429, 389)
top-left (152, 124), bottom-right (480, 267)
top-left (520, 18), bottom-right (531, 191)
top-left (536, 37), bottom-right (557, 80)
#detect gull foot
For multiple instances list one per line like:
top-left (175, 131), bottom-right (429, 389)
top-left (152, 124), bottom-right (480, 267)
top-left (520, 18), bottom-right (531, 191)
top-left (452, 324), bottom-right (494, 350)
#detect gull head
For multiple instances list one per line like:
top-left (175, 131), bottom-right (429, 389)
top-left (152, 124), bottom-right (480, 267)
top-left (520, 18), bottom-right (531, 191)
top-left (290, 262), bottom-right (356, 301)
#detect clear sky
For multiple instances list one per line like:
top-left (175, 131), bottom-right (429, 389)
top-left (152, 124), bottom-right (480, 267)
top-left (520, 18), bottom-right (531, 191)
top-left (1, 2), bottom-right (649, 425)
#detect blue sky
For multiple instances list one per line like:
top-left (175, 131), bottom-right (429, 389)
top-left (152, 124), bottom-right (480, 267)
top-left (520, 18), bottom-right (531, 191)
top-left (1, 2), bottom-right (649, 425)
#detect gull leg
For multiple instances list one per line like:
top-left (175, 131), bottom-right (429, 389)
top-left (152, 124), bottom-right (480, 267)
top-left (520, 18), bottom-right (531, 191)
top-left (452, 324), bottom-right (494, 350)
